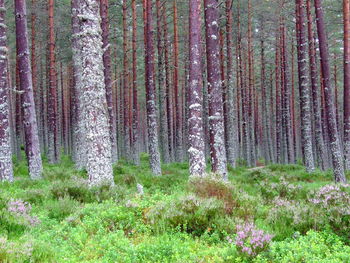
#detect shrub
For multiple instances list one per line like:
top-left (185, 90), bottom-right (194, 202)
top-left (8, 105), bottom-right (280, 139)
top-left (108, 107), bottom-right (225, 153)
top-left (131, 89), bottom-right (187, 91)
top-left (145, 193), bottom-right (234, 235)
top-left (231, 222), bottom-right (273, 258)
top-left (189, 174), bottom-right (237, 214)
top-left (267, 197), bottom-right (315, 240)
top-left (46, 197), bottom-right (80, 221)
top-left (308, 184), bottom-right (350, 236)
top-left (50, 178), bottom-right (123, 203)
top-left (255, 231), bottom-right (350, 263)
top-left (7, 199), bottom-right (40, 227)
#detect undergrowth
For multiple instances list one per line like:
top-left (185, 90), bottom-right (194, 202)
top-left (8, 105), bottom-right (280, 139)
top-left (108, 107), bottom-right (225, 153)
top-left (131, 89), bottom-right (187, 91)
top-left (0, 154), bottom-right (349, 262)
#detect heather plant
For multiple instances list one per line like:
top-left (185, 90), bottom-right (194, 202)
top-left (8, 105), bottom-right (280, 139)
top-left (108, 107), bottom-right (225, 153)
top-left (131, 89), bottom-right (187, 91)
top-left (308, 184), bottom-right (350, 235)
top-left (7, 199), bottom-right (40, 227)
top-left (145, 193), bottom-right (234, 235)
top-left (232, 222), bottom-right (273, 258)
top-left (267, 197), bottom-right (314, 240)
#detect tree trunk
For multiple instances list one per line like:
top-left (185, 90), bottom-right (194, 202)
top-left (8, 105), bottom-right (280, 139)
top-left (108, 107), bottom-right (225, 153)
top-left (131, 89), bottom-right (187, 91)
top-left (314, 0), bottom-right (346, 182)
top-left (173, 0), bottom-right (183, 162)
top-left (71, 0), bottom-right (86, 169)
top-left (295, 0), bottom-right (315, 172)
top-left (15, 0), bottom-right (43, 179)
top-left (131, 0), bottom-right (140, 165)
top-left (47, 0), bottom-right (59, 163)
top-left (143, 0), bottom-right (162, 175)
top-left (156, 0), bottom-right (170, 163)
top-left (188, 0), bottom-right (206, 177)
top-left (0, 0), bottom-right (13, 182)
top-left (76, 0), bottom-right (113, 186)
top-left (344, 0), bottom-right (350, 170)
top-left (306, 0), bottom-right (327, 170)
top-left (225, 0), bottom-right (237, 168)
top-left (204, 0), bottom-right (227, 178)
top-left (100, 0), bottom-right (118, 163)
top-left (122, 0), bottom-right (131, 160)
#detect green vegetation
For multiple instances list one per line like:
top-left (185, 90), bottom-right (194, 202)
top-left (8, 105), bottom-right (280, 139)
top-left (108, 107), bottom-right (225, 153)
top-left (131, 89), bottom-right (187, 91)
top-left (0, 155), bottom-right (349, 262)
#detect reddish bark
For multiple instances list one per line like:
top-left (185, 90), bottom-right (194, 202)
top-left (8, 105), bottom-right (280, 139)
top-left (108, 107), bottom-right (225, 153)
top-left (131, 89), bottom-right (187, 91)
top-left (143, 0), bottom-right (162, 175)
top-left (100, 0), bottom-right (118, 162)
top-left (314, 0), bottom-right (346, 182)
top-left (14, 0), bottom-right (43, 179)
top-left (344, 0), bottom-right (350, 170)
top-left (204, 0), bottom-right (227, 177)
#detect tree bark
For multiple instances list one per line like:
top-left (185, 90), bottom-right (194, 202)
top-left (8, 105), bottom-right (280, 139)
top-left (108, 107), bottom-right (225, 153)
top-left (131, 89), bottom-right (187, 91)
top-left (76, 0), bottom-right (114, 186)
top-left (314, 0), bottom-right (346, 182)
top-left (143, 0), bottom-right (162, 175)
top-left (156, 0), bottom-right (170, 163)
top-left (15, 0), bottom-right (43, 179)
top-left (0, 0), bottom-right (13, 182)
top-left (188, 0), bottom-right (206, 177)
top-left (100, 0), bottom-right (118, 163)
top-left (224, 0), bottom-right (237, 168)
top-left (306, 0), bottom-right (327, 170)
top-left (295, 0), bottom-right (315, 172)
top-left (204, 0), bottom-right (227, 178)
top-left (131, 0), bottom-right (140, 165)
top-left (47, 0), bottom-right (59, 163)
top-left (344, 0), bottom-right (350, 170)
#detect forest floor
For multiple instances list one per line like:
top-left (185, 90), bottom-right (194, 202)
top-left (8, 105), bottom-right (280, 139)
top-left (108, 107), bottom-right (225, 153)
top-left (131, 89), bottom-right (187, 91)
top-left (1, 154), bottom-right (350, 262)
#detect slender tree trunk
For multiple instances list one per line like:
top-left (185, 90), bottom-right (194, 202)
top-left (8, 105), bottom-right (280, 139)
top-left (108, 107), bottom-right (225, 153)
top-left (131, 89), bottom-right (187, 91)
top-left (281, 22), bottom-right (295, 164)
top-left (131, 0), bottom-right (140, 165)
top-left (306, 0), bottom-right (327, 170)
top-left (0, 0), bottom-right (13, 182)
top-left (344, 0), bottom-right (350, 170)
top-left (143, 0), bottom-right (162, 175)
top-left (224, 0), bottom-right (237, 168)
top-left (122, 0), bottom-right (131, 160)
top-left (76, 0), bottom-right (113, 186)
top-left (314, 0), bottom-right (346, 182)
top-left (156, 0), bottom-right (170, 163)
top-left (71, 0), bottom-right (86, 169)
top-left (100, 0), bottom-right (118, 163)
top-left (188, 0), bottom-right (206, 177)
top-left (47, 0), bottom-right (59, 163)
top-left (14, 0), bottom-right (42, 179)
top-left (295, 0), bottom-right (315, 172)
top-left (204, 0), bottom-right (227, 178)
top-left (173, 0), bottom-right (183, 162)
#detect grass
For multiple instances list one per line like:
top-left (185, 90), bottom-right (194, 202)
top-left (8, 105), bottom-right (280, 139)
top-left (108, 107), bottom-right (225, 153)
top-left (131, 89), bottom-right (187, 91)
top-left (0, 153), bottom-right (349, 262)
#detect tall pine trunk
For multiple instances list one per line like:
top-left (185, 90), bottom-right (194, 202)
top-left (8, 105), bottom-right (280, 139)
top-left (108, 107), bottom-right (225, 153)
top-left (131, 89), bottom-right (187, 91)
top-left (224, 0), bottom-right (237, 168)
top-left (143, 0), bottom-right (162, 175)
top-left (314, 0), bottom-right (346, 182)
top-left (47, 0), bottom-right (59, 163)
top-left (188, 0), bottom-right (206, 177)
top-left (0, 0), bottom-right (13, 182)
top-left (204, 0), bottom-right (227, 178)
top-left (131, 0), bottom-right (140, 165)
top-left (344, 0), bottom-right (350, 170)
top-left (306, 0), bottom-right (327, 170)
top-left (295, 0), bottom-right (315, 172)
top-left (100, 0), bottom-right (118, 163)
top-left (76, 0), bottom-right (113, 186)
top-left (15, 0), bottom-right (43, 179)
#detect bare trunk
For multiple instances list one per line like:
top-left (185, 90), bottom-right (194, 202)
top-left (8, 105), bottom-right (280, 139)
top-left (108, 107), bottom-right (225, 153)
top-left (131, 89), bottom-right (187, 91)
top-left (314, 0), bottom-right (346, 182)
top-left (188, 0), bottom-right (206, 177)
top-left (0, 0), bottom-right (13, 182)
top-left (295, 0), bottom-right (315, 172)
top-left (344, 0), bottom-right (350, 170)
top-left (100, 0), bottom-right (118, 163)
top-left (14, 0), bottom-right (43, 179)
top-left (204, 0), bottom-right (227, 178)
top-left (76, 0), bottom-right (114, 186)
top-left (143, 0), bottom-right (162, 175)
